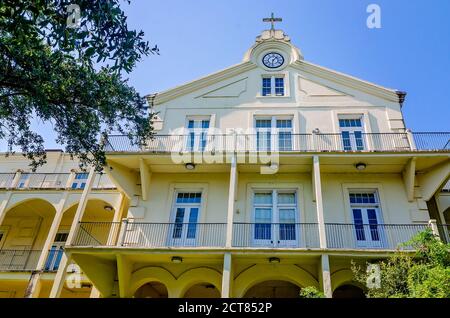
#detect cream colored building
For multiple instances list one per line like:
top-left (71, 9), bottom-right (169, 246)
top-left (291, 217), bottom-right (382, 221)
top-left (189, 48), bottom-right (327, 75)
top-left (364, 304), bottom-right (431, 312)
top-left (0, 26), bottom-right (449, 298)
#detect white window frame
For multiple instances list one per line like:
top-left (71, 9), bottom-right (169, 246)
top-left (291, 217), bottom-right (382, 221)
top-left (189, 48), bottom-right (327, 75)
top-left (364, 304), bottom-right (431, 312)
top-left (260, 73), bottom-right (289, 97)
top-left (185, 116), bottom-right (211, 152)
top-left (252, 189), bottom-right (299, 247)
top-left (348, 190), bottom-right (386, 248)
top-left (254, 116), bottom-right (293, 151)
top-left (168, 190), bottom-right (203, 246)
top-left (338, 114), bottom-right (366, 151)
top-left (71, 172), bottom-right (89, 189)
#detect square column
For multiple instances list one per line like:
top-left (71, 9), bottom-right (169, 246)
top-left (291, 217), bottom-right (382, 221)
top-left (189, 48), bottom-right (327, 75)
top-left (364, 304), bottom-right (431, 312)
top-left (49, 167), bottom-right (96, 298)
top-left (221, 252), bottom-right (233, 298)
top-left (313, 156), bottom-right (327, 248)
top-left (320, 254), bottom-right (333, 298)
top-left (225, 154), bottom-right (238, 248)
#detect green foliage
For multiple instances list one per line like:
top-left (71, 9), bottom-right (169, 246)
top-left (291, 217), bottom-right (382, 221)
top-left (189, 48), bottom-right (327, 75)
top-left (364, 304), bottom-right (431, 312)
top-left (299, 286), bottom-right (325, 298)
top-left (352, 228), bottom-right (450, 298)
top-left (0, 0), bottom-right (158, 170)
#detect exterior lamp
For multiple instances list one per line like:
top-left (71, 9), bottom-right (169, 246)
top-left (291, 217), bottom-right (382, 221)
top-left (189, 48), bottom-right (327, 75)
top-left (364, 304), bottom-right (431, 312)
top-left (104, 205), bottom-right (114, 212)
top-left (185, 163), bottom-right (196, 170)
top-left (268, 257), bottom-right (280, 264)
top-left (355, 163), bottom-right (367, 171)
top-left (171, 256), bottom-right (183, 263)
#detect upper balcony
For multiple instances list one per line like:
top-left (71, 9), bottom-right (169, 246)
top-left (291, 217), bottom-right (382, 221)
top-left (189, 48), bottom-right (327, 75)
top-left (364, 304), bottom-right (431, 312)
top-left (70, 221), bottom-right (438, 251)
top-left (0, 172), bottom-right (116, 190)
top-left (104, 132), bottom-right (450, 154)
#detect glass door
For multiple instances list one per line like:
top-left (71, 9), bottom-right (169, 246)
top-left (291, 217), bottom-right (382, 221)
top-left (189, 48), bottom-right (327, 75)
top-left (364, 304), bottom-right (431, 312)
top-left (169, 192), bottom-right (201, 247)
top-left (45, 232), bottom-right (68, 271)
top-left (252, 191), bottom-right (299, 247)
top-left (350, 192), bottom-right (384, 248)
top-left (186, 119), bottom-right (210, 152)
top-left (339, 117), bottom-right (365, 151)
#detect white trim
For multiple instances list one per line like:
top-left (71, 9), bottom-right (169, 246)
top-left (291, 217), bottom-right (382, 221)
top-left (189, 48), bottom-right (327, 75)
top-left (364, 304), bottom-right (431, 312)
top-left (341, 183), bottom-right (391, 224)
top-left (166, 183), bottom-right (209, 223)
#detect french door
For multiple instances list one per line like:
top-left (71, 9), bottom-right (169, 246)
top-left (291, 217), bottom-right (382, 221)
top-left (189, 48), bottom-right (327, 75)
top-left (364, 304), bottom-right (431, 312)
top-left (253, 190), bottom-right (298, 247)
top-left (350, 192), bottom-right (384, 248)
top-left (169, 192), bottom-right (201, 246)
top-left (255, 117), bottom-right (293, 152)
top-left (186, 118), bottom-right (210, 152)
top-left (339, 117), bottom-right (365, 151)
top-left (45, 232), bottom-right (68, 271)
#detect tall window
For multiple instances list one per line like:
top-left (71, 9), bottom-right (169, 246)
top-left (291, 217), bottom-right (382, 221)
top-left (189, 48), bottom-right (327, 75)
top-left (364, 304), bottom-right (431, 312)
top-left (186, 118), bottom-right (210, 151)
top-left (45, 231), bottom-right (68, 271)
top-left (255, 117), bottom-right (293, 151)
top-left (253, 190), bottom-right (298, 247)
top-left (170, 192), bottom-right (202, 246)
top-left (339, 116), bottom-right (365, 151)
top-left (349, 191), bottom-right (383, 248)
top-left (261, 76), bottom-right (285, 96)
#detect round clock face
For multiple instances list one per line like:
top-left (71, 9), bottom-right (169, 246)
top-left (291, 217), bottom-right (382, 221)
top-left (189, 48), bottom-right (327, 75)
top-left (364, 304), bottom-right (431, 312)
top-left (262, 52), bottom-right (284, 68)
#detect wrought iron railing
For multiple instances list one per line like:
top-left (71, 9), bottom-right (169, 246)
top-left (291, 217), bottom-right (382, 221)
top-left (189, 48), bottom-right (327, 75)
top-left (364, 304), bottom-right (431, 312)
top-left (104, 132), bottom-right (450, 153)
top-left (0, 249), bottom-right (41, 271)
top-left (70, 221), bottom-right (436, 251)
top-left (232, 223), bottom-right (320, 248)
top-left (0, 173), bottom-right (15, 188)
top-left (325, 223), bottom-right (429, 250)
top-left (16, 173), bottom-right (70, 189)
top-left (92, 173), bottom-right (116, 190)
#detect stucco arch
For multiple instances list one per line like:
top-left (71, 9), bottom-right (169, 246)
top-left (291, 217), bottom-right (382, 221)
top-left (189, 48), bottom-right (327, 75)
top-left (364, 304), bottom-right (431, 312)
top-left (176, 267), bottom-right (222, 298)
top-left (5, 196), bottom-right (58, 214)
top-left (233, 264), bottom-right (318, 298)
top-left (128, 267), bottom-right (177, 298)
top-left (63, 195), bottom-right (118, 215)
top-left (331, 269), bottom-right (365, 292)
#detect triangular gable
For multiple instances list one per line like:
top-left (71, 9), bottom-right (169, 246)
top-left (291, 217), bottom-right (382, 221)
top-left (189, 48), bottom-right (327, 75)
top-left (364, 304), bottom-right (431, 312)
top-left (196, 78), bottom-right (247, 98)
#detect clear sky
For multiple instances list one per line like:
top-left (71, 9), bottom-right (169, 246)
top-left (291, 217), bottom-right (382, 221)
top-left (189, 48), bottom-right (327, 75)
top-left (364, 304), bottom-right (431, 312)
top-left (4, 0), bottom-right (450, 150)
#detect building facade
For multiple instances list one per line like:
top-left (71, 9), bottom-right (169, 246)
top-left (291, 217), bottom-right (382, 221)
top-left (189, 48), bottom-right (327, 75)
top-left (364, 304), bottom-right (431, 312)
top-left (0, 26), bottom-right (449, 298)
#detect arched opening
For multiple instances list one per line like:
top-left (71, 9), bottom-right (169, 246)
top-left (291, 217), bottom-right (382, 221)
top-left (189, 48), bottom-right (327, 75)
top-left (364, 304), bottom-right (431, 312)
top-left (333, 284), bottom-right (366, 298)
top-left (63, 199), bottom-right (118, 246)
top-left (0, 199), bottom-right (56, 271)
top-left (244, 280), bottom-right (301, 298)
top-left (184, 283), bottom-right (220, 298)
top-left (134, 282), bottom-right (168, 298)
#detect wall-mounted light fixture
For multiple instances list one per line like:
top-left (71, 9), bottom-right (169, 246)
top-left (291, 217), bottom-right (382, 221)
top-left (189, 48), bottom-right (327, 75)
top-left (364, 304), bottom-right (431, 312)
top-left (185, 163), bottom-right (196, 170)
top-left (104, 205), bottom-right (114, 212)
top-left (171, 256), bottom-right (183, 263)
top-left (355, 162), bottom-right (367, 171)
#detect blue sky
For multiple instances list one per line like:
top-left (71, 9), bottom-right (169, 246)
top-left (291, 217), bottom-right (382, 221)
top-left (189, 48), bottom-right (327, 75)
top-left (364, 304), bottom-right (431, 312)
top-left (6, 0), bottom-right (450, 150)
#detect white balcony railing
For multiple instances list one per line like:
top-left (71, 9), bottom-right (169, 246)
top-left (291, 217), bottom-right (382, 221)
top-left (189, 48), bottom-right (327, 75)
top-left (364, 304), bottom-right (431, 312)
top-left (104, 132), bottom-right (450, 153)
top-left (71, 221), bottom-right (434, 251)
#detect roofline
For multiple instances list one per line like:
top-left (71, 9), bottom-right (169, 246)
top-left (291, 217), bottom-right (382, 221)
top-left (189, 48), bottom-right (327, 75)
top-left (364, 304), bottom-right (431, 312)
top-left (146, 59), bottom-right (405, 106)
top-left (145, 61), bottom-right (257, 105)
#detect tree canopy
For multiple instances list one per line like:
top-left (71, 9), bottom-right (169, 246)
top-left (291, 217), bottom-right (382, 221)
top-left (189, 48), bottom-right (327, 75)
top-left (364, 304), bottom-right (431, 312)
top-left (0, 0), bottom-right (158, 170)
top-left (352, 228), bottom-right (450, 298)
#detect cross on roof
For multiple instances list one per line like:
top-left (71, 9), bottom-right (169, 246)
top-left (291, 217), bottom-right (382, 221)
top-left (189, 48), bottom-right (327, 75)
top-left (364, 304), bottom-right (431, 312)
top-left (263, 13), bottom-right (282, 30)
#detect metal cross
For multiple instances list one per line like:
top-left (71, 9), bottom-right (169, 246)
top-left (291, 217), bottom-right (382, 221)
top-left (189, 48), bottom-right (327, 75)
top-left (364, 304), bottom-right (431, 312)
top-left (263, 13), bottom-right (282, 30)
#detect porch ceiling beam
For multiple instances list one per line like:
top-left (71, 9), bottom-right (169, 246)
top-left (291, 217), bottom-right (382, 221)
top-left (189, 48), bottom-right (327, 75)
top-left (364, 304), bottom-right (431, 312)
top-left (105, 160), bottom-right (139, 200)
top-left (402, 157), bottom-right (416, 202)
top-left (139, 158), bottom-right (152, 201)
top-left (418, 159), bottom-right (450, 201)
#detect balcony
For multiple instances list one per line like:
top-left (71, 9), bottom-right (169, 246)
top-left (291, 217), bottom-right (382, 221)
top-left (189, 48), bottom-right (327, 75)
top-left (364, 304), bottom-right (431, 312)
top-left (70, 221), bottom-right (434, 251)
top-left (0, 248), bottom-right (65, 272)
top-left (0, 172), bottom-right (116, 190)
top-left (104, 132), bottom-right (450, 153)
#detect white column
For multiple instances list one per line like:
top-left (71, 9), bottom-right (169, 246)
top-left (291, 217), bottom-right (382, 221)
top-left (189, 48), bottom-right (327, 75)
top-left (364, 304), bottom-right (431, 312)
top-left (320, 254), bottom-right (333, 298)
top-left (90, 286), bottom-right (101, 298)
top-left (50, 167), bottom-right (96, 298)
top-left (428, 219), bottom-right (440, 240)
top-left (225, 154), bottom-right (238, 248)
top-left (25, 192), bottom-right (69, 298)
top-left (221, 252), bottom-right (233, 298)
top-left (313, 156), bottom-right (327, 248)
top-left (106, 193), bottom-right (125, 245)
top-left (0, 192), bottom-right (12, 226)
